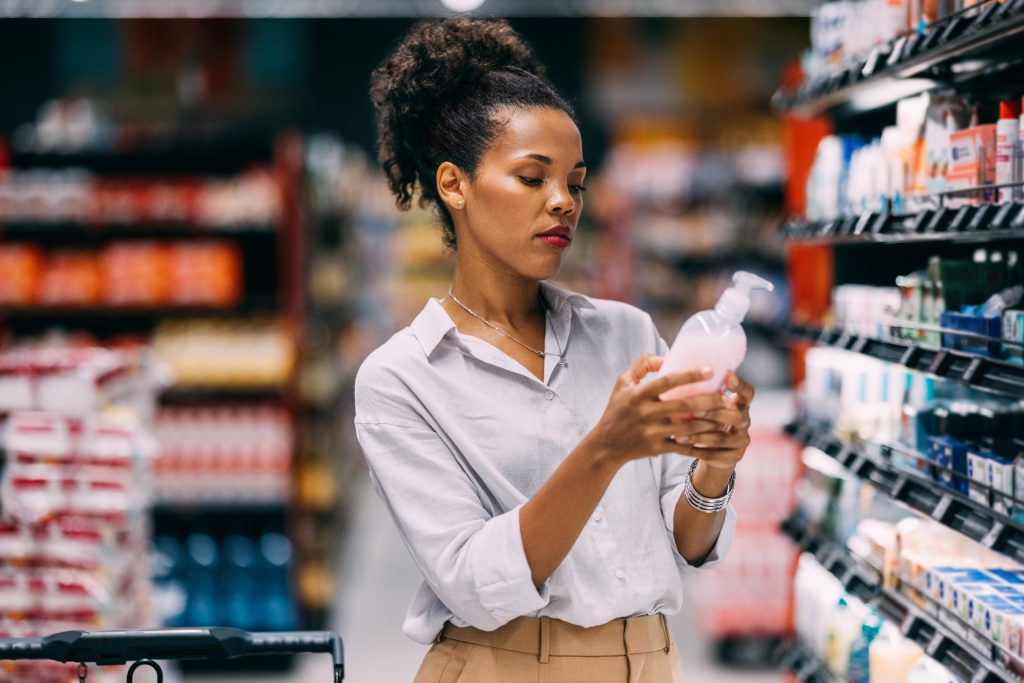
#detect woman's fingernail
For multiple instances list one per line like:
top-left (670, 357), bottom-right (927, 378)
top-left (695, 412), bottom-right (707, 419)
top-left (701, 367), bottom-right (713, 378)
top-left (677, 435), bottom-right (691, 443)
top-left (727, 376), bottom-right (740, 389)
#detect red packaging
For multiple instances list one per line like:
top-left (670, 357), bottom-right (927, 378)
top-left (99, 242), bottom-right (170, 307)
top-left (39, 251), bottom-right (100, 308)
top-left (0, 244), bottom-right (43, 306)
top-left (167, 241), bottom-right (242, 307)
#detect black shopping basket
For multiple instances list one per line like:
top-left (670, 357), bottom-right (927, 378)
top-left (0, 627), bottom-right (344, 682)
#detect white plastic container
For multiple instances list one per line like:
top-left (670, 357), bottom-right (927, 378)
top-left (657, 271), bottom-right (774, 400)
top-left (996, 100), bottom-right (1019, 204)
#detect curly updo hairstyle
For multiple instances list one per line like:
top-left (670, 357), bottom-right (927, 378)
top-left (370, 17), bottom-right (575, 250)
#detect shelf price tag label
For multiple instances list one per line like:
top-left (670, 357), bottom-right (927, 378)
top-left (932, 495), bottom-right (953, 523)
top-left (981, 521), bottom-right (1005, 549)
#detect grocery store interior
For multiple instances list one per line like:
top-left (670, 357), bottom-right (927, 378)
top-left (2, 0), bottom-right (1024, 681)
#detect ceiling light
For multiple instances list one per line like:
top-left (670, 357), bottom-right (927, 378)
top-left (440, 0), bottom-right (487, 11)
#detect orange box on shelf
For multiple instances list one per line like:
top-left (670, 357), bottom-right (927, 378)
top-left (99, 242), bottom-right (171, 308)
top-left (948, 124), bottom-right (997, 207)
top-left (39, 250), bottom-right (100, 308)
top-left (0, 244), bottom-right (43, 306)
top-left (166, 241), bottom-right (242, 307)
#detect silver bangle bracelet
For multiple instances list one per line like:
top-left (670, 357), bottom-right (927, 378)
top-left (682, 458), bottom-right (734, 514)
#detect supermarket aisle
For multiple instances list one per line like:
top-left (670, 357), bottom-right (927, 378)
top-left (330, 476), bottom-right (781, 683)
top-left (185, 474), bottom-right (780, 682)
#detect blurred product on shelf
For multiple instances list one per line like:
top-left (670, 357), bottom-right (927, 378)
top-left (152, 318), bottom-right (293, 390)
top-left (0, 168), bottom-right (281, 227)
top-left (0, 240), bottom-right (243, 309)
top-left (687, 390), bottom-right (800, 660)
top-left (0, 347), bottom-right (158, 683)
top-left (825, 250), bottom-right (1023, 360)
top-left (0, 346), bottom-right (158, 417)
top-left (794, 554), bottom-right (952, 682)
top-left (151, 530), bottom-right (296, 632)
top-left (803, 344), bottom-right (1024, 508)
top-left (805, 0), bottom-right (911, 81)
top-left (153, 405), bottom-right (292, 504)
top-left (804, 93), bottom-right (1023, 220)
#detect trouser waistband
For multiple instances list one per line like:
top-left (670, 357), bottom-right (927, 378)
top-left (437, 614), bottom-right (672, 663)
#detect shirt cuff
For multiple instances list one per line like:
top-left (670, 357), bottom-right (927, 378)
top-left (470, 504), bottom-right (551, 626)
top-left (662, 481), bottom-right (738, 578)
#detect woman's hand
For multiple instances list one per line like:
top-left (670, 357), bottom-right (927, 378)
top-left (585, 355), bottom-right (728, 469)
top-left (673, 371), bottom-right (754, 471)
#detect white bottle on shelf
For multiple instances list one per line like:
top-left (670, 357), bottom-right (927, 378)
top-left (996, 100), bottom-right (1020, 204)
top-left (657, 271), bottom-right (774, 400)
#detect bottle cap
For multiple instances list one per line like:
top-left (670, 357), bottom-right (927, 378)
top-left (714, 271), bottom-right (775, 322)
top-left (1000, 100), bottom-right (1021, 120)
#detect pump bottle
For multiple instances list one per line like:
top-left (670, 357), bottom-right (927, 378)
top-left (657, 271), bottom-right (774, 401)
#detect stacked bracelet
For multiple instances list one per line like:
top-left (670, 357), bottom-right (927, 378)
top-left (682, 458), bottom-right (734, 513)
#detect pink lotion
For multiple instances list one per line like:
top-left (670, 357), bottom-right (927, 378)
top-left (657, 271), bottom-right (774, 401)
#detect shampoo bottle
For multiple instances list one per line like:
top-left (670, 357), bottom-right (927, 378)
top-left (996, 99), bottom-right (1021, 204)
top-left (657, 271), bottom-right (774, 401)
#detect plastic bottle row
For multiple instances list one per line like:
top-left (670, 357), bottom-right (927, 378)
top-left (829, 250), bottom-right (1023, 362)
top-left (806, 93), bottom-right (1024, 221)
top-left (151, 531), bottom-right (296, 632)
top-left (152, 319), bottom-right (293, 390)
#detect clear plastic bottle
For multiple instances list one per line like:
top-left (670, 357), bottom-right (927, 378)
top-left (657, 271), bottom-right (775, 401)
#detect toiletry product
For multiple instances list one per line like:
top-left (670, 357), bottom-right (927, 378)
top-left (825, 597), bottom-right (861, 677)
top-left (949, 122), bottom-right (997, 206)
top-left (657, 271), bottom-right (774, 400)
top-left (997, 100), bottom-right (1021, 204)
top-left (847, 610), bottom-right (883, 683)
top-left (869, 624), bottom-right (923, 683)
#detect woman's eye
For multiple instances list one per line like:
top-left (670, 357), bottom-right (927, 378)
top-left (571, 184), bottom-right (588, 193)
top-left (519, 176), bottom-right (543, 186)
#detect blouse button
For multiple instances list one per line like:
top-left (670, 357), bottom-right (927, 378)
top-left (593, 512), bottom-right (602, 523)
top-left (544, 390), bottom-right (554, 401)
top-left (615, 570), bottom-right (626, 581)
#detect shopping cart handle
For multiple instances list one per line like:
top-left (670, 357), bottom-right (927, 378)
top-left (0, 628), bottom-right (344, 682)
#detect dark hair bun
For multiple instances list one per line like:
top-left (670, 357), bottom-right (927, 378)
top-left (370, 18), bottom-right (572, 249)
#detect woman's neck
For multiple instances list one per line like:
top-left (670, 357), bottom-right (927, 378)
top-left (448, 262), bottom-right (543, 330)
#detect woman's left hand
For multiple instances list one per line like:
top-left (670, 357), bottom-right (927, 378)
top-left (675, 371), bottom-right (753, 471)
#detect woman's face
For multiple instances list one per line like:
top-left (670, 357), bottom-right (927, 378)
top-left (457, 106), bottom-right (586, 281)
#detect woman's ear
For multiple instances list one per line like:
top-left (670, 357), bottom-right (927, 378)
top-left (436, 161), bottom-right (466, 211)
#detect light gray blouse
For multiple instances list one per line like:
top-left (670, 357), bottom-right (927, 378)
top-left (353, 280), bottom-right (737, 644)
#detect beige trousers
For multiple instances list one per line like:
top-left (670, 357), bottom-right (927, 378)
top-left (414, 614), bottom-right (684, 683)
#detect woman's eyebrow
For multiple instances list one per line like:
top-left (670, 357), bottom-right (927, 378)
top-left (523, 153), bottom-right (587, 169)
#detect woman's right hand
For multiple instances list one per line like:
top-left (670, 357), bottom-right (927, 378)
top-left (586, 355), bottom-right (729, 468)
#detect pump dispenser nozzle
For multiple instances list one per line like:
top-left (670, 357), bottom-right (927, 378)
top-left (714, 271), bottom-right (775, 323)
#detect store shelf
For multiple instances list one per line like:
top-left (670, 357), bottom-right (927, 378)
top-left (783, 204), bottom-right (1024, 245)
top-left (786, 420), bottom-right (1024, 565)
top-left (788, 325), bottom-right (1024, 399)
top-left (0, 222), bottom-right (276, 241)
top-left (10, 140), bottom-right (275, 176)
top-left (153, 500), bottom-right (289, 514)
top-left (0, 302), bottom-right (280, 337)
top-left (773, 1), bottom-right (1024, 118)
top-left (777, 639), bottom-right (842, 683)
top-left (159, 385), bottom-right (288, 402)
top-left (781, 516), bottom-right (1017, 683)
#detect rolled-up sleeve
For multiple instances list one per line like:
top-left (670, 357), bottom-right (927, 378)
top-left (646, 312), bottom-right (738, 578)
top-left (355, 418), bottom-right (550, 632)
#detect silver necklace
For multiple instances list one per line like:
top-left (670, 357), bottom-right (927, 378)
top-left (447, 288), bottom-right (567, 368)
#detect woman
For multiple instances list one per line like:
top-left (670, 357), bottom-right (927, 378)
top-left (356, 17), bottom-right (754, 682)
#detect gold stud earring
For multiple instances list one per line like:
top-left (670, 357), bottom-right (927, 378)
top-left (456, 199), bottom-right (465, 209)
